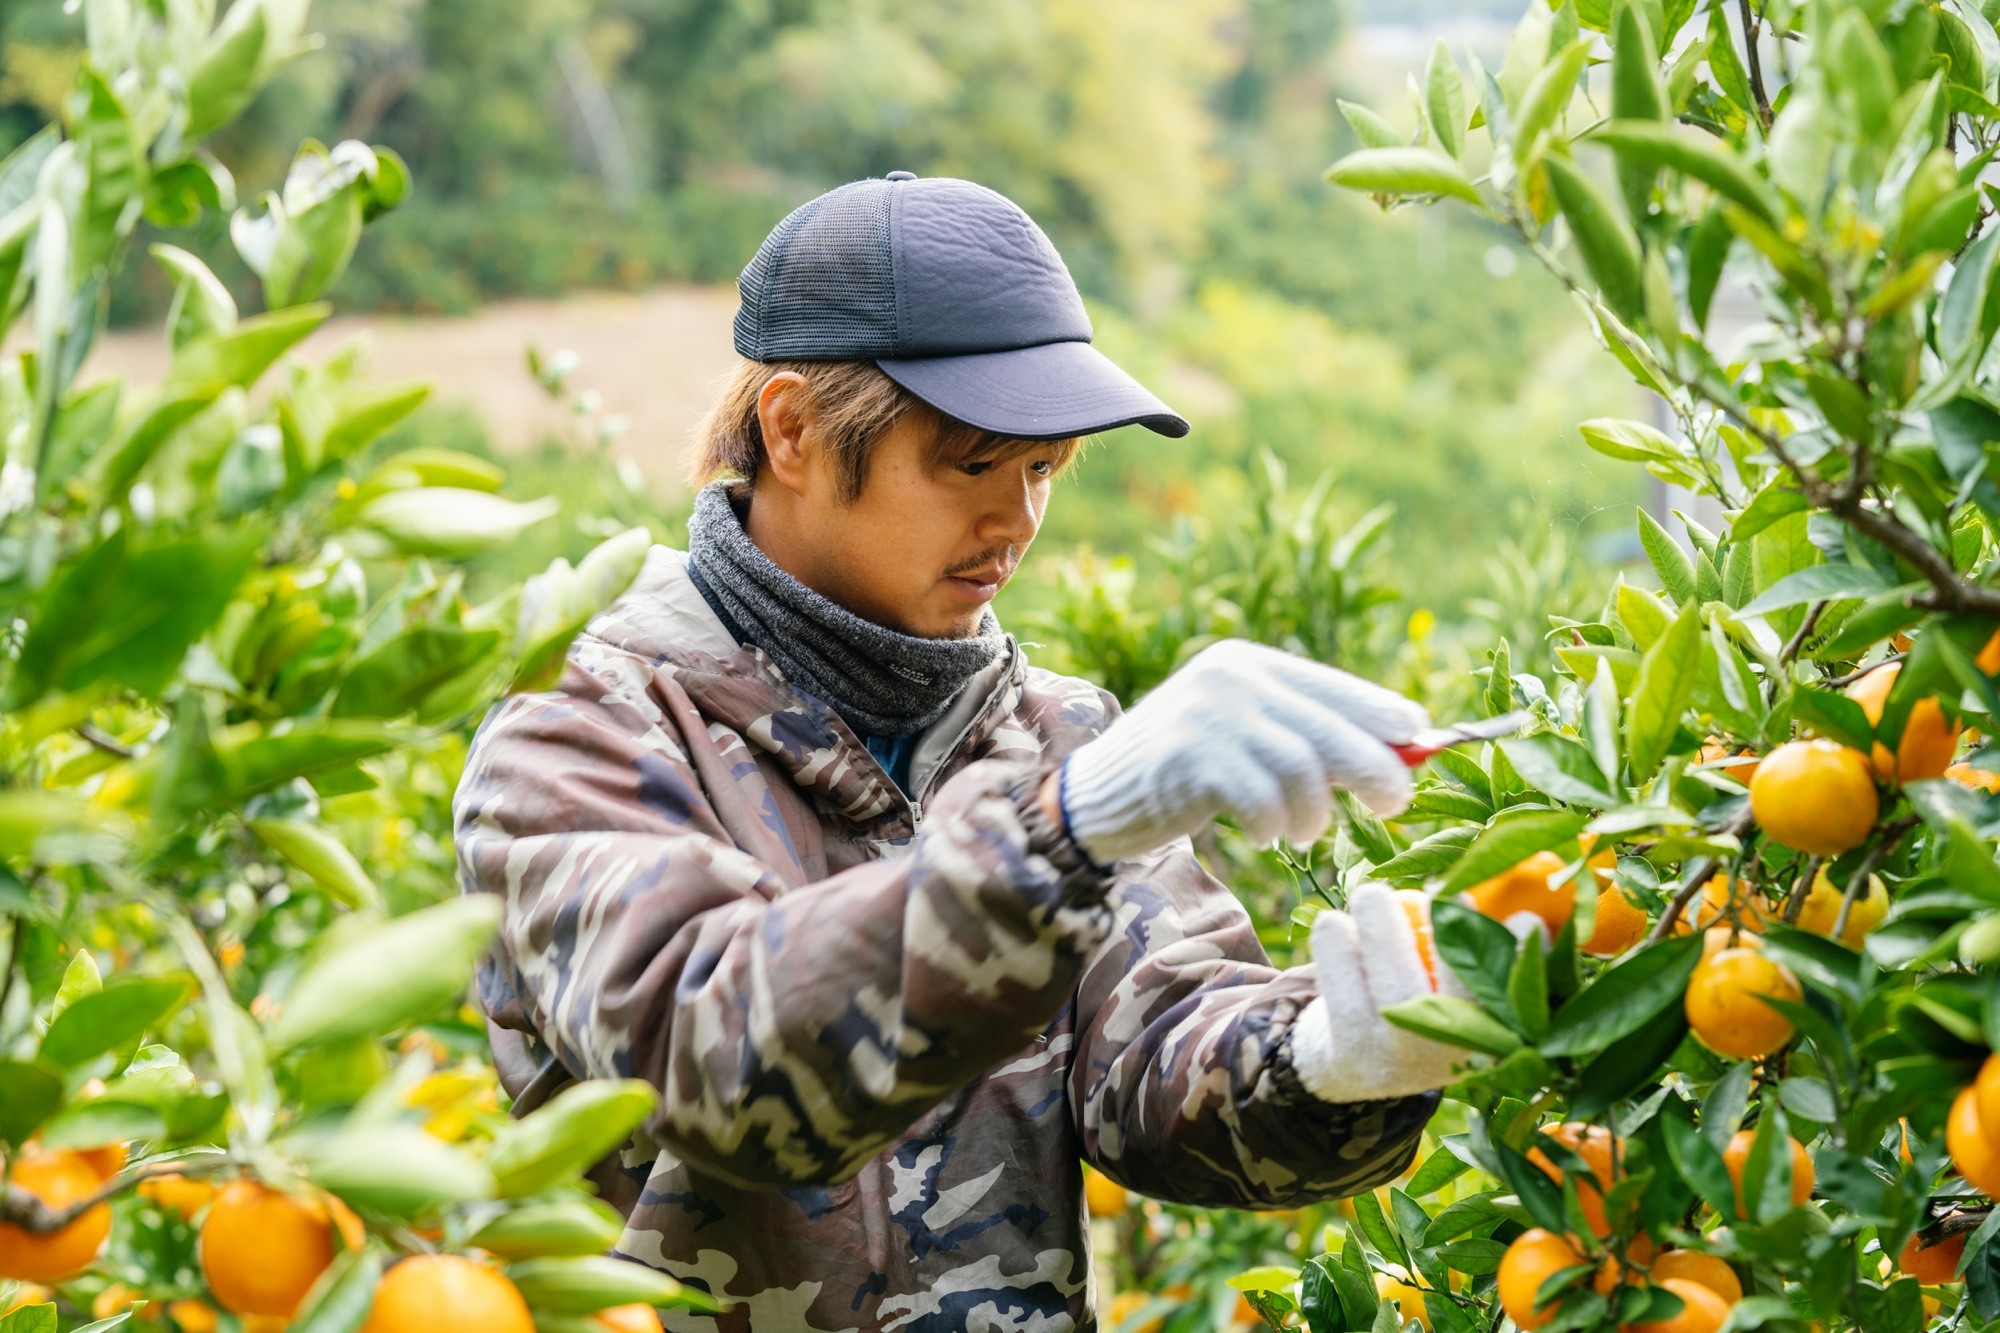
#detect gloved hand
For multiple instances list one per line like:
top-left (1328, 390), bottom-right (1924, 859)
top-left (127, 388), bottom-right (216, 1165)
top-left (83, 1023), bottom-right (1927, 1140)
top-left (1291, 883), bottom-right (1470, 1103)
top-left (1058, 640), bottom-right (1429, 865)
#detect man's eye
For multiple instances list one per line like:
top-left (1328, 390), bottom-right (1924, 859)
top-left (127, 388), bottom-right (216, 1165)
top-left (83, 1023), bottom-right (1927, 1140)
top-left (1031, 460), bottom-right (1055, 476)
top-left (961, 461), bottom-right (994, 477)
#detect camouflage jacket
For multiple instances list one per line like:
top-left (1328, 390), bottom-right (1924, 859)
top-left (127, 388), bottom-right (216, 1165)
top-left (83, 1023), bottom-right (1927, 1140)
top-left (453, 545), bottom-right (1437, 1332)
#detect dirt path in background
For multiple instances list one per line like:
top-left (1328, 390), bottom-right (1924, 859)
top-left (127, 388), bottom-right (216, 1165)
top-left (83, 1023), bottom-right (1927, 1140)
top-left (84, 284), bottom-right (744, 489)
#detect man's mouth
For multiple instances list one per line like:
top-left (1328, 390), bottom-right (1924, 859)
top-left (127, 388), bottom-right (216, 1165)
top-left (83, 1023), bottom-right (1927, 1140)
top-left (943, 559), bottom-right (1015, 602)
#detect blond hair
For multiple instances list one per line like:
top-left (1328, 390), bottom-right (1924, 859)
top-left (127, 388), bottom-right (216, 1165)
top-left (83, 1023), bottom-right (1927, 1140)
top-left (690, 359), bottom-right (1079, 501)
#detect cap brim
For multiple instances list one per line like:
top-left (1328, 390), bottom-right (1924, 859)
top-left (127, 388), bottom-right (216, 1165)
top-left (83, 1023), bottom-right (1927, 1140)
top-left (876, 341), bottom-right (1190, 441)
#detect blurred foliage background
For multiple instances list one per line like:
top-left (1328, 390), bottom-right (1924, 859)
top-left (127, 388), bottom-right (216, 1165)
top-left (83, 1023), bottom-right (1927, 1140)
top-left (1, 0), bottom-right (1641, 622)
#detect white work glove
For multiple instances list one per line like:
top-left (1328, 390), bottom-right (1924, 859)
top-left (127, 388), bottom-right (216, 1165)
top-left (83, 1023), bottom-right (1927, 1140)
top-left (1059, 640), bottom-right (1429, 865)
top-left (1292, 883), bottom-right (1471, 1103)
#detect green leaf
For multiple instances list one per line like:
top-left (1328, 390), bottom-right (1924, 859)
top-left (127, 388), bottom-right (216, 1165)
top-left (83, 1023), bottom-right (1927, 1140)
top-left (1373, 826), bottom-right (1480, 881)
top-left (304, 1125), bottom-right (494, 1216)
top-left (1567, 1000), bottom-right (1688, 1118)
top-left (1513, 38), bottom-right (1593, 162)
top-left (507, 1256), bottom-right (720, 1315)
top-left (1615, 582), bottom-right (1672, 650)
top-left (289, 1247), bottom-right (381, 1333)
top-left (1637, 509), bottom-right (1696, 604)
top-left (1508, 931), bottom-right (1550, 1040)
top-left (0, 1304), bottom-right (58, 1333)
top-left (1382, 994), bottom-right (1523, 1057)
top-left (1623, 602), bottom-right (1702, 777)
top-left (269, 897), bottom-right (503, 1052)
top-left (185, 0), bottom-right (268, 139)
top-left (1406, 1145), bottom-right (1472, 1198)
top-left (1587, 120), bottom-right (1779, 222)
top-left (1339, 100), bottom-right (1405, 149)
top-left (151, 243), bottom-right (238, 350)
top-left (1540, 931), bottom-right (1702, 1057)
top-left (1325, 148), bottom-right (1483, 204)
top-left (1663, 1106), bottom-right (1738, 1215)
top-left (167, 304), bottom-right (330, 396)
top-left (512, 528), bottom-right (653, 692)
top-left (1433, 897), bottom-right (1523, 1019)
top-left (486, 1079), bottom-right (660, 1199)
top-left (247, 818), bottom-right (380, 911)
top-left (1578, 416), bottom-right (1681, 463)
top-left (1426, 42), bottom-right (1467, 158)
top-left (332, 624), bottom-right (503, 719)
top-left (1545, 156), bottom-right (1644, 320)
top-left (1497, 734), bottom-right (1617, 806)
top-left (39, 975), bottom-right (192, 1069)
top-left (0, 1059), bottom-right (64, 1145)
top-left (468, 1198), bottom-right (627, 1259)
top-left (1441, 811), bottom-right (1589, 894)
top-left (357, 488), bottom-right (560, 559)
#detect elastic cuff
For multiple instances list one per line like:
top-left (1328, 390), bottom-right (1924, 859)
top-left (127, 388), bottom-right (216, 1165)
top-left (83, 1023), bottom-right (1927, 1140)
top-left (1009, 766), bottom-right (1116, 902)
top-left (1055, 761), bottom-right (1116, 877)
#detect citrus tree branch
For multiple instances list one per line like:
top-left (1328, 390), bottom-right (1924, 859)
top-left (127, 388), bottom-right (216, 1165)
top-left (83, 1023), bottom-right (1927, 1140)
top-left (0, 1156), bottom-right (228, 1234)
top-left (1646, 807), bottom-right (1760, 945)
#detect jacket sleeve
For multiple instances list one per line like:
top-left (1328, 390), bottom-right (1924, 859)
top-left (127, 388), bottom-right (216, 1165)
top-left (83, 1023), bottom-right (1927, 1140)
top-left (1070, 842), bottom-right (1439, 1209)
top-left (452, 651), bottom-right (1113, 1189)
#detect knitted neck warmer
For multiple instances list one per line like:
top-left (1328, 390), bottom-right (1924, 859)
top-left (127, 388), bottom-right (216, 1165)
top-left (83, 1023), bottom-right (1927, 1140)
top-left (684, 481), bottom-right (1006, 736)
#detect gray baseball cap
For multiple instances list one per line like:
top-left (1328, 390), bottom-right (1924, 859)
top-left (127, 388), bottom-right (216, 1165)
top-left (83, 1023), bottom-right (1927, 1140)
top-left (732, 172), bottom-right (1190, 442)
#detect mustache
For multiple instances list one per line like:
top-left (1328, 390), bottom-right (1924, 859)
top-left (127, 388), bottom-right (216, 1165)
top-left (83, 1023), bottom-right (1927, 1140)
top-left (944, 545), bottom-right (1020, 578)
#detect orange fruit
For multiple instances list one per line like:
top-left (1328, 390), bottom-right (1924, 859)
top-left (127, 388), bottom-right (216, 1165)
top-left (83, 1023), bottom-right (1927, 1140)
top-left (1697, 741), bottom-right (1761, 785)
top-left (1583, 884), bottom-right (1648, 956)
top-left (1083, 1167), bottom-right (1128, 1219)
top-left (1467, 850), bottom-right (1575, 935)
top-left (1105, 1291), bottom-right (1161, 1333)
top-left (594, 1305), bottom-right (663, 1333)
top-left (0, 1149), bottom-right (112, 1282)
top-left (78, 1142), bottom-right (128, 1181)
top-left (1623, 1276), bottom-right (1731, 1333)
top-left (1649, 1251), bottom-right (1742, 1304)
top-left (1375, 1273), bottom-right (1432, 1329)
top-left (1788, 867), bottom-right (1889, 946)
top-left (1498, 1228), bottom-right (1588, 1330)
top-left (1749, 739), bottom-right (1879, 856)
top-left (199, 1178), bottom-right (359, 1318)
top-left (359, 1255), bottom-right (534, 1333)
top-left (1846, 663), bottom-right (1960, 783)
top-left (1395, 888), bottom-right (1441, 989)
top-left (1594, 1234), bottom-right (1656, 1295)
top-left (167, 1299), bottom-right (220, 1333)
top-left (1721, 1129), bottom-right (1815, 1215)
top-left (1527, 1123), bottom-right (1619, 1236)
top-left (1948, 761), bottom-right (2000, 792)
top-left (1686, 947), bottom-right (1801, 1059)
top-left (1976, 1055), bottom-right (2000, 1139)
top-left (1948, 1086), bottom-right (2000, 1196)
top-left (92, 1282), bottom-right (142, 1318)
top-left (138, 1173), bottom-right (217, 1220)
top-left (1978, 629), bottom-right (2000, 675)
top-left (1898, 1232), bottom-right (1966, 1284)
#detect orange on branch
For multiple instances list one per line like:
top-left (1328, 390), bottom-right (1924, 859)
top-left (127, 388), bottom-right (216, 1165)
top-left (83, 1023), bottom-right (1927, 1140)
top-left (199, 1178), bottom-right (353, 1318)
top-left (1976, 1055), bottom-right (2000, 1140)
top-left (1898, 1232), bottom-right (1966, 1284)
top-left (78, 1142), bottom-right (127, 1182)
top-left (1789, 867), bottom-right (1888, 946)
top-left (1594, 1234), bottom-right (1656, 1295)
top-left (1498, 1228), bottom-right (1588, 1330)
top-left (1394, 888), bottom-right (1440, 988)
top-left (1721, 1129), bottom-right (1815, 1216)
top-left (1527, 1122), bottom-right (1619, 1236)
top-left (0, 1149), bottom-right (112, 1283)
top-left (358, 1255), bottom-right (534, 1333)
top-left (1082, 1166), bottom-right (1128, 1219)
top-left (1978, 629), bottom-right (2000, 676)
top-left (1949, 761), bottom-right (2000, 792)
top-left (1749, 740), bottom-right (1879, 856)
top-left (1948, 1086), bottom-right (2000, 1197)
top-left (1622, 1276), bottom-right (1732, 1333)
top-left (1697, 741), bottom-right (1761, 785)
top-left (138, 1173), bottom-right (216, 1220)
top-left (1375, 1273), bottom-right (1432, 1330)
top-left (1649, 1251), bottom-right (1741, 1304)
top-left (1846, 662), bottom-right (1960, 782)
top-left (1467, 850), bottom-right (1575, 935)
top-left (1686, 948), bottom-right (1801, 1060)
top-left (1583, 884), bottom-right (1648, 957)
top-left (167, 1299), bottom-right (219, 1333)
top-left (593, 1305), bottom-right (664, 1333)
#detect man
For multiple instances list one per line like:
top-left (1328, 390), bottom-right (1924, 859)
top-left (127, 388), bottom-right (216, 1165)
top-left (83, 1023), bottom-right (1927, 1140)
top-left (454, 173), bottom-right (1469, 1332)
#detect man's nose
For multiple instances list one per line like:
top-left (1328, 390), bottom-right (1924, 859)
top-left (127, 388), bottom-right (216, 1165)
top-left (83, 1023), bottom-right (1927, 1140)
top-left (977, 469), bottom-right (1043, 548)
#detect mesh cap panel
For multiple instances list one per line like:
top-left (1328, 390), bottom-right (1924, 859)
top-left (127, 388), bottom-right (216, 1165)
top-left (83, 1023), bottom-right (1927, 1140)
top-left (734, 182), bottom-right (898, 360)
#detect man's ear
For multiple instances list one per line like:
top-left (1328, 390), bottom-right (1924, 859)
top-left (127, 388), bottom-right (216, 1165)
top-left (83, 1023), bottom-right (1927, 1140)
top-left (756, 373), bottom-right (815, 497)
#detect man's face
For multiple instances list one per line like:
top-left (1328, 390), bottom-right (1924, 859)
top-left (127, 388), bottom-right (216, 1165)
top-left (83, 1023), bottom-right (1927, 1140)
top-left (757, 410), bottom-right (1064, 639)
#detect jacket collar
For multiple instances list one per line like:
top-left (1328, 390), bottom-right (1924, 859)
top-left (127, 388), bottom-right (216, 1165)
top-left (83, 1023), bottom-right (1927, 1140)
top-left (582, 545), bottom-right (1024, 824)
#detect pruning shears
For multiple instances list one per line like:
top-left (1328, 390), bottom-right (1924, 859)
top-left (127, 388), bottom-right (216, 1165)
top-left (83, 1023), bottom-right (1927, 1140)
top-left (1392, 711), bottom-right (1533, 767)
